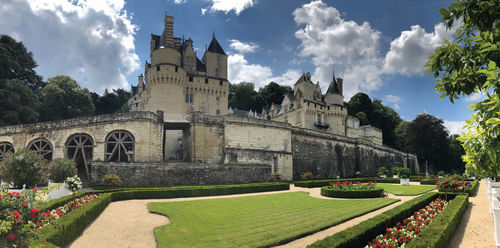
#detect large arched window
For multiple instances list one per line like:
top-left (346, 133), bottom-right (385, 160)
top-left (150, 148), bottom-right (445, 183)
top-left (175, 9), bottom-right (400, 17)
top-left (66, 134), bottom-right (94, 180)
top-left (105, 130), bottom-right (134, 162)
top-left (0, 142), bottom-right (14, 161)
top-left (28, 138), bottom-right (53, 161)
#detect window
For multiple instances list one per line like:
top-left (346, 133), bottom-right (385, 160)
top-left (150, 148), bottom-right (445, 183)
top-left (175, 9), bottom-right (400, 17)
top-left (216, 109), bottom-right (220, 116)
top-left (284, 106), bottom-right (288, 113)
top-left (297, 112), bottom-right (301, 123)
top-left (316, 114), bottom-right (322, 125)
top-left (216, 96), bottom-right (220, 103)
top-left (175, 66), bottom-right (178, 72)
top-left (185, 93), bottom-right (193, 103)
top-left (28, 139), bottom-right (53, 161)
top-left (220, 80), bottom-right (223, 86)
top-left (105, 130), bottom-right (134, 162)
top-left (156, 66), bottom-right (160, 71)
top-left (135, 103), bottom-right (138, 108)
top-left (205, 78), bottom-right (209, 84)
top-left (66, 134), bottom-right (93, 180)
top-left (297, 102), bottom-right (301, 108)
top-left (189, 77), bottom-right (193, 82)
top-left (0, 142), bottom-right (14, 161)
top-left (284, 116), bottom-right (288, 123)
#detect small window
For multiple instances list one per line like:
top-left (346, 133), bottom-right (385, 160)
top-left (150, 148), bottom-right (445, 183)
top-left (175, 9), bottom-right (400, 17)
top-left (185, 93), bottom-right (193, 103)
top-left (220, 80), bottom-right (223, 86)
top-left (297, 112), bottom-right (301, 123)
top-left (175, 67), bottom-right (178, 72)
top-left (216, 96), bottom-right (219, 102)
top-left (135, 103), bottom-right (138, 108)
top-left (156, 66), bottom-right (160, 71)
top-left (284, 116), bottom-right (288, 123)
top-left (216, 109), bottom-right (220, 116)
top-left (316, 114), bottom-right (322, 125)
top-left (189, 77), bottom-right (193, 82)
top-left (205, 78), bottom-right (208, 84)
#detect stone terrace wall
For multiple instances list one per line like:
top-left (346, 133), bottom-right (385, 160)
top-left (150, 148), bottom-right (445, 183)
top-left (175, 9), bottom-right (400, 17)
top-left (291, 127), bottom-right (419, 180)
top-left (91, 162), bottom-right (271, 186)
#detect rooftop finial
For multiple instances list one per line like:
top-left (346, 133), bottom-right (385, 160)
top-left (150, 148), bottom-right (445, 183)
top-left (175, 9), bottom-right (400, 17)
top-left (332, 64), bottom-right (337, 84)
top-left (212, 30), bottom-right (215, 39)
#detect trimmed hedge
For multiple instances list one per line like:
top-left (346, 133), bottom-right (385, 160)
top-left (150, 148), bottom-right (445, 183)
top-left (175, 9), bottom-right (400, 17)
top-left (37, 182), bottom-right (289, 247)
top-left (320, 187), bottom-right (384, 198)
top-left (295, 178), bottom-right (399, 188)
top-left (307, 192), bottom-right (440, 248)
top-left (307, 192), bottom-right (467, 248)
top-left (465, 180), bottom-right (479, 196)
top-left (405, 194), bottom-right (469, 248)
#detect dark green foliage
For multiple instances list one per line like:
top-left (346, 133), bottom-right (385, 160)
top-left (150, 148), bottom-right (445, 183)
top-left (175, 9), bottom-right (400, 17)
top-left (347, 93), bottom-right (372, 119)
top-left (0, 79), bottom-right (39, 126)
top-left (398, 168), bottom-right (411, 179)
top-left (258, 82), bottom-right (292, 109)
top-left (448, 135), bottom-right (466, 173)
top-left (40, 76), bottom-right (95, 121)
top-left (405, 194), bottom-right (468, 248)
top-left (307, 192), bottom-right (439, 248)
top-left (465, 179), bottom-right (479, 196)
top-left (321, 187), bottom-right (384, 198)
top-left (48, 158), bottom-right (77, 183)
top-left (395, 121), bottom-right (410, 152)
top-left (91, 88), bottom-right (130, 115)
top-left (228, 82), bottom-right (266, 111)
top-left (420, 179), bottom-right (440, 185)
top-left (294, 178), bottom-right (400, 188)
top-left (0, 35), bottom-right (44, 91)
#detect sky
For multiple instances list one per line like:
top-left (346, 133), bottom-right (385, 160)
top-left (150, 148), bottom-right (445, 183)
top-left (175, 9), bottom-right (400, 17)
top-left (0, 0), bottom-right (481, 135)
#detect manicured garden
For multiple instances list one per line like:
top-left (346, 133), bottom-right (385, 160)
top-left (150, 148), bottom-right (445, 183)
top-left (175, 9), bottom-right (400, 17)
top-left (148, 192), bottom-right (399, 248)
top-left (377, 184), bottom-right (435, 196)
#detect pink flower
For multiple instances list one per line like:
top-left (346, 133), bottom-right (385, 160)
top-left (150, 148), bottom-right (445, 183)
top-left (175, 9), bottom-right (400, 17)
top-left (11, 211), bottom-right (21, 219)
top-left (30, 208), bottom-right (39, 218)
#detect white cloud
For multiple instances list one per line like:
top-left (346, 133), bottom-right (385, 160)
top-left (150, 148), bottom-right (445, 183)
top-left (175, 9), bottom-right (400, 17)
top-left (203, 0), bottom-right (255, 15)
top-left (228, 54), bottom-right (301, 89)
top-left (229, 39), bottom-right (259, 54)
top-left (464, 91), bottom-right (486, 102)
top-left (383, 94), bottom-right (402, 109)
top-left (393, 103), bottom-right (400, 110)
top-left (0, 0), bottom-right (140, 93)
top-left (383, 23), bottom-right (456, 76)
top-left (173, 0), bottom-right (186, 4)
top-left (443, 120), bottom-right (466, 135)
top-left (292, 0), bottom-right (384, 99)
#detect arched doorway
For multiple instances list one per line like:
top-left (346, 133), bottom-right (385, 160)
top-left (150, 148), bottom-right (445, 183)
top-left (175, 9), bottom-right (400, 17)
top-left (28, 139), bottom-right (53, 161)
top-left (0, 142), bottom-right (14, 161)
top-left (105, 130), bottom-right (134, 162)
top-left (66, 134), bottom-right (94, 181)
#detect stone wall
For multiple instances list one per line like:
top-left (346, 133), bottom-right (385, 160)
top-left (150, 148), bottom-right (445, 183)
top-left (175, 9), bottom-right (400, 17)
top-left (91, 161), bottom-right (271, 186)
top-left (291, 127), bottom-right (418, 180)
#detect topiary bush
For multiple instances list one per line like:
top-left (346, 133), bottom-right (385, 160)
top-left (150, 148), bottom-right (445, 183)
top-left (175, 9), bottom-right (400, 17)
top-left (398, 168), bottom-right (411, 179)
top-left (101, 174), bottom-right (123, 187)
top-left (378, 167), bottom-right (389, 176)
top-left (391, 167), bottom-right (402, 177)
top-left (48, 158), bottom-right (77, 183)
top-left (0, 148), bottom-right (49, 188)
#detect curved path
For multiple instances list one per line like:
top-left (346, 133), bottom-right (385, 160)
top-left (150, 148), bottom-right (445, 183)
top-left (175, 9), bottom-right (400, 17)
top-left (69, 184), bottom-right (421, 248)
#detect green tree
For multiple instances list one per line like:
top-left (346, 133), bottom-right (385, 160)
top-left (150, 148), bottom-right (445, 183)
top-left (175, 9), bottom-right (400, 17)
top-left (347, 92), bottom-right (373, 119)
top-left (0, 79), bottom-right (39, 126)
top-left (258, 82), bottom-right (292, 109)
top-left (447, 134), bottom-right (466, 172)
top-left (394, 121), bottom-right (410, 152)
top-left (228, 82), bottom-right (265, 111)
top-left (92, 88), bottom-right (130, 115)
top-left (355, 112), bottom-right (369, 126)
top-left (40, 75), bottom-right (95, 121)
top-left (0, 35), bottom-right (45, 91)
top-left (370, 99), bottom-right (402, 148)
top-left (407, 113), bottom-right (450, 172)
top-left (426, 0), bottom-right (499, 176)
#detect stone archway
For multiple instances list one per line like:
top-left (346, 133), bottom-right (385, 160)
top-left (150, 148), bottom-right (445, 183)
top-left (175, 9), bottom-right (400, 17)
top-left (105, 130), bottom-right (135, 162)
top-left (0, 142), bottom-right (14, 161)
top-left (28, 139), bottom-right (53, 161)
top-left (66, 134), bottom-right (94, 181)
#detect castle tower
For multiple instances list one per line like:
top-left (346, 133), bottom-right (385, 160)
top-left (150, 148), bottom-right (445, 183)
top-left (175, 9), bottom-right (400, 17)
top-left (161, 16), bottom-right (175, 47)
top-left (202, 34), bottom-right (227, 79)
top-left (324, 68), bottom-right (344, 106)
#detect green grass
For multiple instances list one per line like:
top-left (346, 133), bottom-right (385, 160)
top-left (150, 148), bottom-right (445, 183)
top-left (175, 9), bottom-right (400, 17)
top-left (378, 183), bottom-right (435, 196)
top-left (148, 192), bottom-right (399, 248)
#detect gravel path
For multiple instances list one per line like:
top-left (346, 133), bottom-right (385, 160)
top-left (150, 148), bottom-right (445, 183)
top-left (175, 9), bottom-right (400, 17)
top-left (68, 183), bottom-right (426, 248)
top-left (448, 180), bottom-right (496, 248)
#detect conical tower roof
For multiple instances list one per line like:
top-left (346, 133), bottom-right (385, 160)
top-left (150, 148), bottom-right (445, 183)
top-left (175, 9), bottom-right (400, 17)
top-left (326, 67), bottom-right (340, 95)
top-left (207, 33), bottom-right (226, 55)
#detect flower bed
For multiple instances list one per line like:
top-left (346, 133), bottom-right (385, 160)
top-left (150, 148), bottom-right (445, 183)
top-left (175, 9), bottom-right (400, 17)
top-left (295, 178), bottom-right (400, 188)
top-left (366, 198), bottom-right (449, 247)
top-left (321, 181), bottom-right (384, 198)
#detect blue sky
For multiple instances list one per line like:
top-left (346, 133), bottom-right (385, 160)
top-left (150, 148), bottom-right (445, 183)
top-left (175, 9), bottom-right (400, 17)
top-left (0, 0), bottom-right (479, 134)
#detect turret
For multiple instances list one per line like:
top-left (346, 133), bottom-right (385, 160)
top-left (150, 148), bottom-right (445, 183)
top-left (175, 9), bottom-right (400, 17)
top-left (324, 68), bottom-right (344, 106)
top-left (202, 34), bottom-right (227, 79)
top-left (182, 38), bottom-right (196, 73)
top-left (138, 74), bottom-right (144, 93)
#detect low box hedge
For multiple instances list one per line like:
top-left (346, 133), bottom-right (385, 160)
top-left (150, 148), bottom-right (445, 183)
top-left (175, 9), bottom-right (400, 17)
top-left (295, 178), bottom-right (399, 188)
top-left (36, 182), bottom-right (289, 247)
top-left (405, 194), bottom-right (469, 248)
top-left (320, 187), bottom-right (384, 198)
top-left (465, 179), bottom-right (479, 196)
top-left (307, 192), bottom-right (466, 248)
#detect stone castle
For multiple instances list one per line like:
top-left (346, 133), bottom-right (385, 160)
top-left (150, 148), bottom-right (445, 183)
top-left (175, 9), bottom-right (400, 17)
top-left (0, 16), bottom-right (419, 186)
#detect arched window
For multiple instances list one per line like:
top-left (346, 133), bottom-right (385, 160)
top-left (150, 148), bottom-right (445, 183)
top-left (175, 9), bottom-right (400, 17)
top-left (28, 138), bottom-right (53, 161)
top-left (66, 134), bottom-right (94, 180)
top-left (0, 142), bottom-right (14, 161)
top-left (105, 130), bottom-right (134, 162)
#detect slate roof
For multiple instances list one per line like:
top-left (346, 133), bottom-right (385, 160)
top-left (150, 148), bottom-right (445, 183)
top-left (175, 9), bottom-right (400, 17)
top-left (207, 35), bottom-right (226, 55)
top-left (326, 70), bottom-right (340, 95)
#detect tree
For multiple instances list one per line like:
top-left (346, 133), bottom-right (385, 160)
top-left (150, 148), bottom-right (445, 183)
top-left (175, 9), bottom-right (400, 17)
top-left (0, 79), bottom-right (39, 126)
top-left (92, 88), bottom-right (130, 115)
top-left (394, 121), bottom-right (410, 152)
top-left (0, 35), bottom-right (44, 91)
top-left (447, 134), bottom-right (466, 172)
top-left (407, 113), bottom-right (450, 172)
top-left (370, 99), bottom-right (402, 148)
top-left (426, 0), bottom-right (499, 176)
top-left (347, 92), bottom-right (373, 119)
top-left (228, 82), bottom-right (265, 111)
top-left (40, 75), bottom-right (94, 121)
top-left (258, 82), bottom-right (292, 109)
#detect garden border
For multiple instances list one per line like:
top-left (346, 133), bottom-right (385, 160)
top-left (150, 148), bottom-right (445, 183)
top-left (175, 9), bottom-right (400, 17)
top-left (320, 186), bottom-right (384, 198)
top-left (294, 178), bottom-right (399, 188)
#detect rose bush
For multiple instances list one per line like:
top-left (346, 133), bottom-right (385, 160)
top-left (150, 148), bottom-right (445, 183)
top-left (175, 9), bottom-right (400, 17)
top-left (328, 181), bottom-right (377, 190)
top-left (65, 176), bottom-right (82, 197)
top-left (101, 174), bottom-right (123, 187)
top-left (437, 174), bottom-right (466, 193)
top-left (0, 149), bottom-right (49, 188)
top-left (48, 159), bottom-right (77, 183)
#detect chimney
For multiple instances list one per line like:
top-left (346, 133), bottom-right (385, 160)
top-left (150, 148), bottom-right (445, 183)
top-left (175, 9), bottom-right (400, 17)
top-left (162, 16), bottom-right (174, 47)
top-left (336, 78), bottom-right (343, 95)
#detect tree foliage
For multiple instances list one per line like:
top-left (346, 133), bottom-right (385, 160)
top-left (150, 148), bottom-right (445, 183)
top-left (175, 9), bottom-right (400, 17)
top-left (91, 88), bottom-right (130, 115)
top-left (258, 82), bottom-right (292, 109)
top-left (228, 82), bottom-right (266, 111)
top-left (407, 113), bottom-right (451, 172)
top-left (40, 75), bottom-right (95, 121)
top-left (427, 0), bottom-right (499, 176)
top-left (0, 79), bottom-right (39, 126)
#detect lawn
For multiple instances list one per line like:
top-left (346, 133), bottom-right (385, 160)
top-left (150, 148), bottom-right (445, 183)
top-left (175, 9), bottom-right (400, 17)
top-left (378, 183), bottom-right (435, 196)
top-left (148, 192), bottom-right (399, 248)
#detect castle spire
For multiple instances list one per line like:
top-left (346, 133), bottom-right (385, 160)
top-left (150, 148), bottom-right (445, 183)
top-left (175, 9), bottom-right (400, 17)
top-left (326, 65), bottom-right (340, 94)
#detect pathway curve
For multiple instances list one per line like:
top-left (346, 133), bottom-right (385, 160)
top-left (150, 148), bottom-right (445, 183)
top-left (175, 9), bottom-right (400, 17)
top-left (448, 180), bottom-right (495, 248)
top-left (69, 184), bottom-right (420, 248)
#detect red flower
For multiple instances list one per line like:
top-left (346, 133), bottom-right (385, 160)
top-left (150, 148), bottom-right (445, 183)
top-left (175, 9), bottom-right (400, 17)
top-left (34, 188), bottom-right (38, 192)
top-left (6, 232), bottom-right (17, 241)
top-left (31, 208), bottom-right (39, 218)
top-left (11, 211), bottom-right (21, 219)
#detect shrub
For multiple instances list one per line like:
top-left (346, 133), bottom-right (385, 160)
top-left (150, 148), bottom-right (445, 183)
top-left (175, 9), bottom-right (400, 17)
top-left (294, 178), bottom-right (399, 188)
top-left (378, 167), bottom-right (389, 176)
top-left (65, 176), bottom-right (83, 197)
top-left (101, 174), bottom-right (123, 187)
top-left (48, 159), bottom-right (77, 183)
top-left (0, 148), bottom-right (49, 188)
top-left (398, 168), bottom-right (411, 179)
top-left (391, 167), bottom-right (402, 176)
top-left (269, 172), bottom-right (282, 182)
top-left (321, 186), bottom-right (384, 198)
top-left (437, 175), bottom-right (466, 193)
top-left (437, 171), bottom-right (445, 177)
top-left (355, 171), bottom-right (362, 178)
top-left (465, 180), bottom-right (479, 196)
top-left (301, 172), bottom-right (313, 180)
top-left (327, 181), bottom-right (376, 190)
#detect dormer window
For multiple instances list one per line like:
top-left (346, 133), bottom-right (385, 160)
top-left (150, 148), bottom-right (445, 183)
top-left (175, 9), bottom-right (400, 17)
top-left (189, 77), bottom-right (193, 82)
top-left (156, 66), bottom-right (160, 71)
top-left (205, 78), bottom-right (209, 84)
